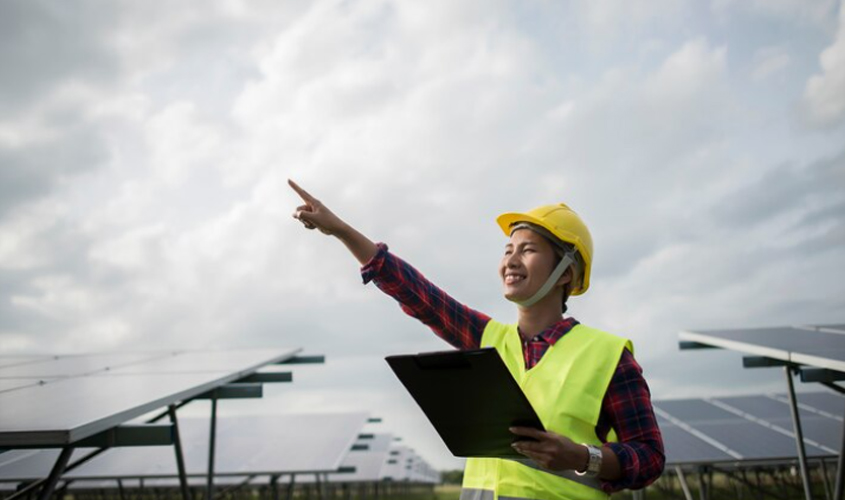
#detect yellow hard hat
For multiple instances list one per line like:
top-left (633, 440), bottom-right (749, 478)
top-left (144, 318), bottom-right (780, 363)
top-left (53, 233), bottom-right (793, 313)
top-left (496, 203), bottom-right (593, 295)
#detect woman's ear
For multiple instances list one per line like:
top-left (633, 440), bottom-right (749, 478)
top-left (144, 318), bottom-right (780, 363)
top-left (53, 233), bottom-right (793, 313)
top-left (556, 266), bottom-right (573, 287)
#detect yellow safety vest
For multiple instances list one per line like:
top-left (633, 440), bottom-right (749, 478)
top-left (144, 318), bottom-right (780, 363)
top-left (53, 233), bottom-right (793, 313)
top-left (461, 320), bottom-right (633, 500)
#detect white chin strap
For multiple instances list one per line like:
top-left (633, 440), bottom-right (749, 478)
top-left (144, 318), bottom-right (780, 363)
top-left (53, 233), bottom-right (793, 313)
top-left (510, 252), bottom-right (574, 308)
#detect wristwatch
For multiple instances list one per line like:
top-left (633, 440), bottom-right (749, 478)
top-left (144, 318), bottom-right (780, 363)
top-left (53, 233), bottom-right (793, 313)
top-left (575, 444), bottom-right (602, 477)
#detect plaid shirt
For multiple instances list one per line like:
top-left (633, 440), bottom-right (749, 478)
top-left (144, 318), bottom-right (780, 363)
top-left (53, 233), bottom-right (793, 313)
top-left (362, 243), bottom-right (664, 492)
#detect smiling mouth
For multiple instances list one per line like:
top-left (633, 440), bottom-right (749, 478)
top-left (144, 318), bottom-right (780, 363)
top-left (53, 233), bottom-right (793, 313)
top-left (504, 274), bottom-right (526, 285)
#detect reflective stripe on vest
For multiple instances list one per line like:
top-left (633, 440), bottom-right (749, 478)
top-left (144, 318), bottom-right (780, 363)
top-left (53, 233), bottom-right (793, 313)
top-left (461, 321), bottom-right (633, 500)
top-left (460, 488), bottom-right (535, 500)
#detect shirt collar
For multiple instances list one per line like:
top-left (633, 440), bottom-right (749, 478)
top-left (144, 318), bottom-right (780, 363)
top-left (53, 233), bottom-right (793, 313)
top-left (523, 317), bottom-right (580, 345)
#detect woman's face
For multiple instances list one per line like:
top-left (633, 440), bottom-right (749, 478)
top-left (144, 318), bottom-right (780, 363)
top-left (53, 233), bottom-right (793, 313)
top-left (499, 228), bottom-right (559, 302)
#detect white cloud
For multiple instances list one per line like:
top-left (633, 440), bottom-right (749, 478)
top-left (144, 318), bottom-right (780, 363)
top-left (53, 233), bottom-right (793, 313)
top-left (711, 0), bottom-right (837, 25)
top-left (802, 1), bottom-right (845, 127)
top-left (751, 46), bottom-right (791, 81)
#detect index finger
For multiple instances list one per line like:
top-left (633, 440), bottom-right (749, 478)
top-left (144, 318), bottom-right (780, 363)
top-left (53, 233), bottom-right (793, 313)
top-left (509, 427), bottom-right (547, 440)
top-left (288, 179), bottom-right (317, 203)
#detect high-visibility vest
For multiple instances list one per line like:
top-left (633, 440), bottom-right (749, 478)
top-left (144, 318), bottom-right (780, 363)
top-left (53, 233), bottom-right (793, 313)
top-left (461, 320), bottom-right (633, 500)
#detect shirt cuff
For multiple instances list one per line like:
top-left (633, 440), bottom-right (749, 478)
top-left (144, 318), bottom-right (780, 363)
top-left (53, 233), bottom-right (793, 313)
top-left (361, 242), bottom-right (389, 284)
top-left (600, 442), bottom-right (640, 493)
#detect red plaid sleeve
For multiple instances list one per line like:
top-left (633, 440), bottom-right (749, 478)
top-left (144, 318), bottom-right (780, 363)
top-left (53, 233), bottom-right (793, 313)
top-left (598, 350), bottom-right (665, 492)
top-left (361, 243), bottom-right (491, 350)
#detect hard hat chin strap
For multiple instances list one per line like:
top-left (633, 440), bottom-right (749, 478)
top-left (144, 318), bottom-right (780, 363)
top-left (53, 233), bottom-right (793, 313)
top-left (510, 252), bottom-right (574, 308)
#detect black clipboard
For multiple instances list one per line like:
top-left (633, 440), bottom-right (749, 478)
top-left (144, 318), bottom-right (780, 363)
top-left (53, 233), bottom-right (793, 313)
top-left (385, 347), bottom-right (544, 458)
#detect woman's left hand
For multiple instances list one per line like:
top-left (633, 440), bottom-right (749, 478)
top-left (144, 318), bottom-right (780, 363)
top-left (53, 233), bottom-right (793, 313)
top-left (509, 426), bottom-right (588, 473)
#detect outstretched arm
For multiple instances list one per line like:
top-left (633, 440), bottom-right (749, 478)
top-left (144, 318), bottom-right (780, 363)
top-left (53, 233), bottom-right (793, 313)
top-left (289, 179), bottom-right (491, 349)
top-left (289, 179), bottom-right (378, 265)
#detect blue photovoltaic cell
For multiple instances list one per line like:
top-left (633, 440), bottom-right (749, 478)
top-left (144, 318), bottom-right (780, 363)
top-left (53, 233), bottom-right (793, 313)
top-left (659, 424), bottom-right (734, 465)
top-left (798, 391), bottom-right (844, 416)
top-left (690, 421), bottom-right (829, 459)
top-left (712, 395), bottom-right (791, 420)
top-left (654, 400), bottom-right (740, 423)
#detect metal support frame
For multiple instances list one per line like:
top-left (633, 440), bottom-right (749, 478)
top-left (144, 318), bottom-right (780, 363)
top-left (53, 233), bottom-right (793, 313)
top-left (270, 474), bottom-right (280, 500)
top-left (278, 355), bottom-right (325, 365)
top-left (36, 446), bottom-right (73, 500)
top-left (744, 356), bottom-right (791, 368)
top-left (697, 465), bottom-right (711, 500)
top-left (675, 466), bottom-right (693, 500)
top-left (286, 473), bottom-right (296, 500)
top-left (720, 466), bottom-right (788, 500)
top-left (5, 447), bottom-right (110, 500)
top-left (835, 398), bottom-right (845, 500)
top-left (74, 424), bottom-right (173, 448)
top-left (315, 472), bottom-right (325, 500)
top-left (168, 404), bottom-right (191, 500)
top-left (820, 459), bottom-right (832, 500)
top-left (238, 372), bottom-right (293, 383)
top-left (785, 365), bottom-right (815, 500)
top-left (207, 394), bottom-right (218, 500)
top-left (196, 383), bottom-right (263, 400)
top-left (801, 368), bottom-right (845, 384)
top-left (679, 341), bottom-right (718, 350)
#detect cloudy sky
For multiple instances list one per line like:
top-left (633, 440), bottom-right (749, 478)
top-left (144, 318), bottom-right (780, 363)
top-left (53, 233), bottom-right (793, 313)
top-left (1, 0), bottom-right (844, 470)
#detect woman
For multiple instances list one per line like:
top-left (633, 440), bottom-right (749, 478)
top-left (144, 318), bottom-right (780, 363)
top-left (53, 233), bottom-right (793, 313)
top-left (289, 179), bottom-right (664, 500)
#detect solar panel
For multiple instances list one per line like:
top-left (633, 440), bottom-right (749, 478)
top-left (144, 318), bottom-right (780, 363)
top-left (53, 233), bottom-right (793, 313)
top-left (379, 446), bottom-right (410, 481)
top-left (794, 391), bottom-right (844, 416)
top-left (693, 421), bottom-right (829, 459)
top-left (657, 424), bottom-right (734, 465)
top-left (61, 413), bottom-right (369, 480)
top-left (0, 348), bottom-right (299, 447)
top-left (655, 393), bottom-right (840, 466)
top-left (0, 379), bottom-right (45, 394)
top-left (680, 327), bottom-right (845, 371)
top-left (652, 399), bottom-right (738, 423)
top-left (0, 353), bottom-right (173, 378)
top-left (0, 356), bottom-right (52, 369)
top-left (791, 348), bottom-right (845, 372)
top-left (0, 449), bottom-right (95, 482)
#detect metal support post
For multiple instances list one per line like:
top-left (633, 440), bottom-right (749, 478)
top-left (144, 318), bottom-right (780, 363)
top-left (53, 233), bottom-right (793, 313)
top-left (37, 447), bottom-right (74, 500)
top-left (820, 459), bottom-right (832, 500)
top-left (168, 404), bottom-right (192, 500)
top-left (785, 365), bottom-right (815, 500)
top-left (676, 466), bottom-right (694, 500)
top-left (286, 474), bottom-right (296, 500)
top-left (271, 475), bottom-right (280, 500)
top-left (835, 400), bottom-right (845, 500)
top-left (315, 472), bottom-right (324, 500)
top-left (207, 395), bottom-right (218, 500)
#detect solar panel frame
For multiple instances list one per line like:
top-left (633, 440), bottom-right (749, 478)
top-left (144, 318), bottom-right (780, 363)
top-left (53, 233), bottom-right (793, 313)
top-left (680, 327), bottom-right (845, 372)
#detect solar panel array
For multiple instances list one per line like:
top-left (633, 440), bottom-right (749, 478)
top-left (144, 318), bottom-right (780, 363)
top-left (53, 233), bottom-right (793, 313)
top-left (656, 391), bottom-right (842, 466)
top-left (0, 413), bottom-right (369, 482)
top-left (0, 349), bottom-right (300, 447)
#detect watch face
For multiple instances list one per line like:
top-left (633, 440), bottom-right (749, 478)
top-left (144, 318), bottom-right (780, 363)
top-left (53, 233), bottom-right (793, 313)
top-left (586, 444), bottom-right (602, 476)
